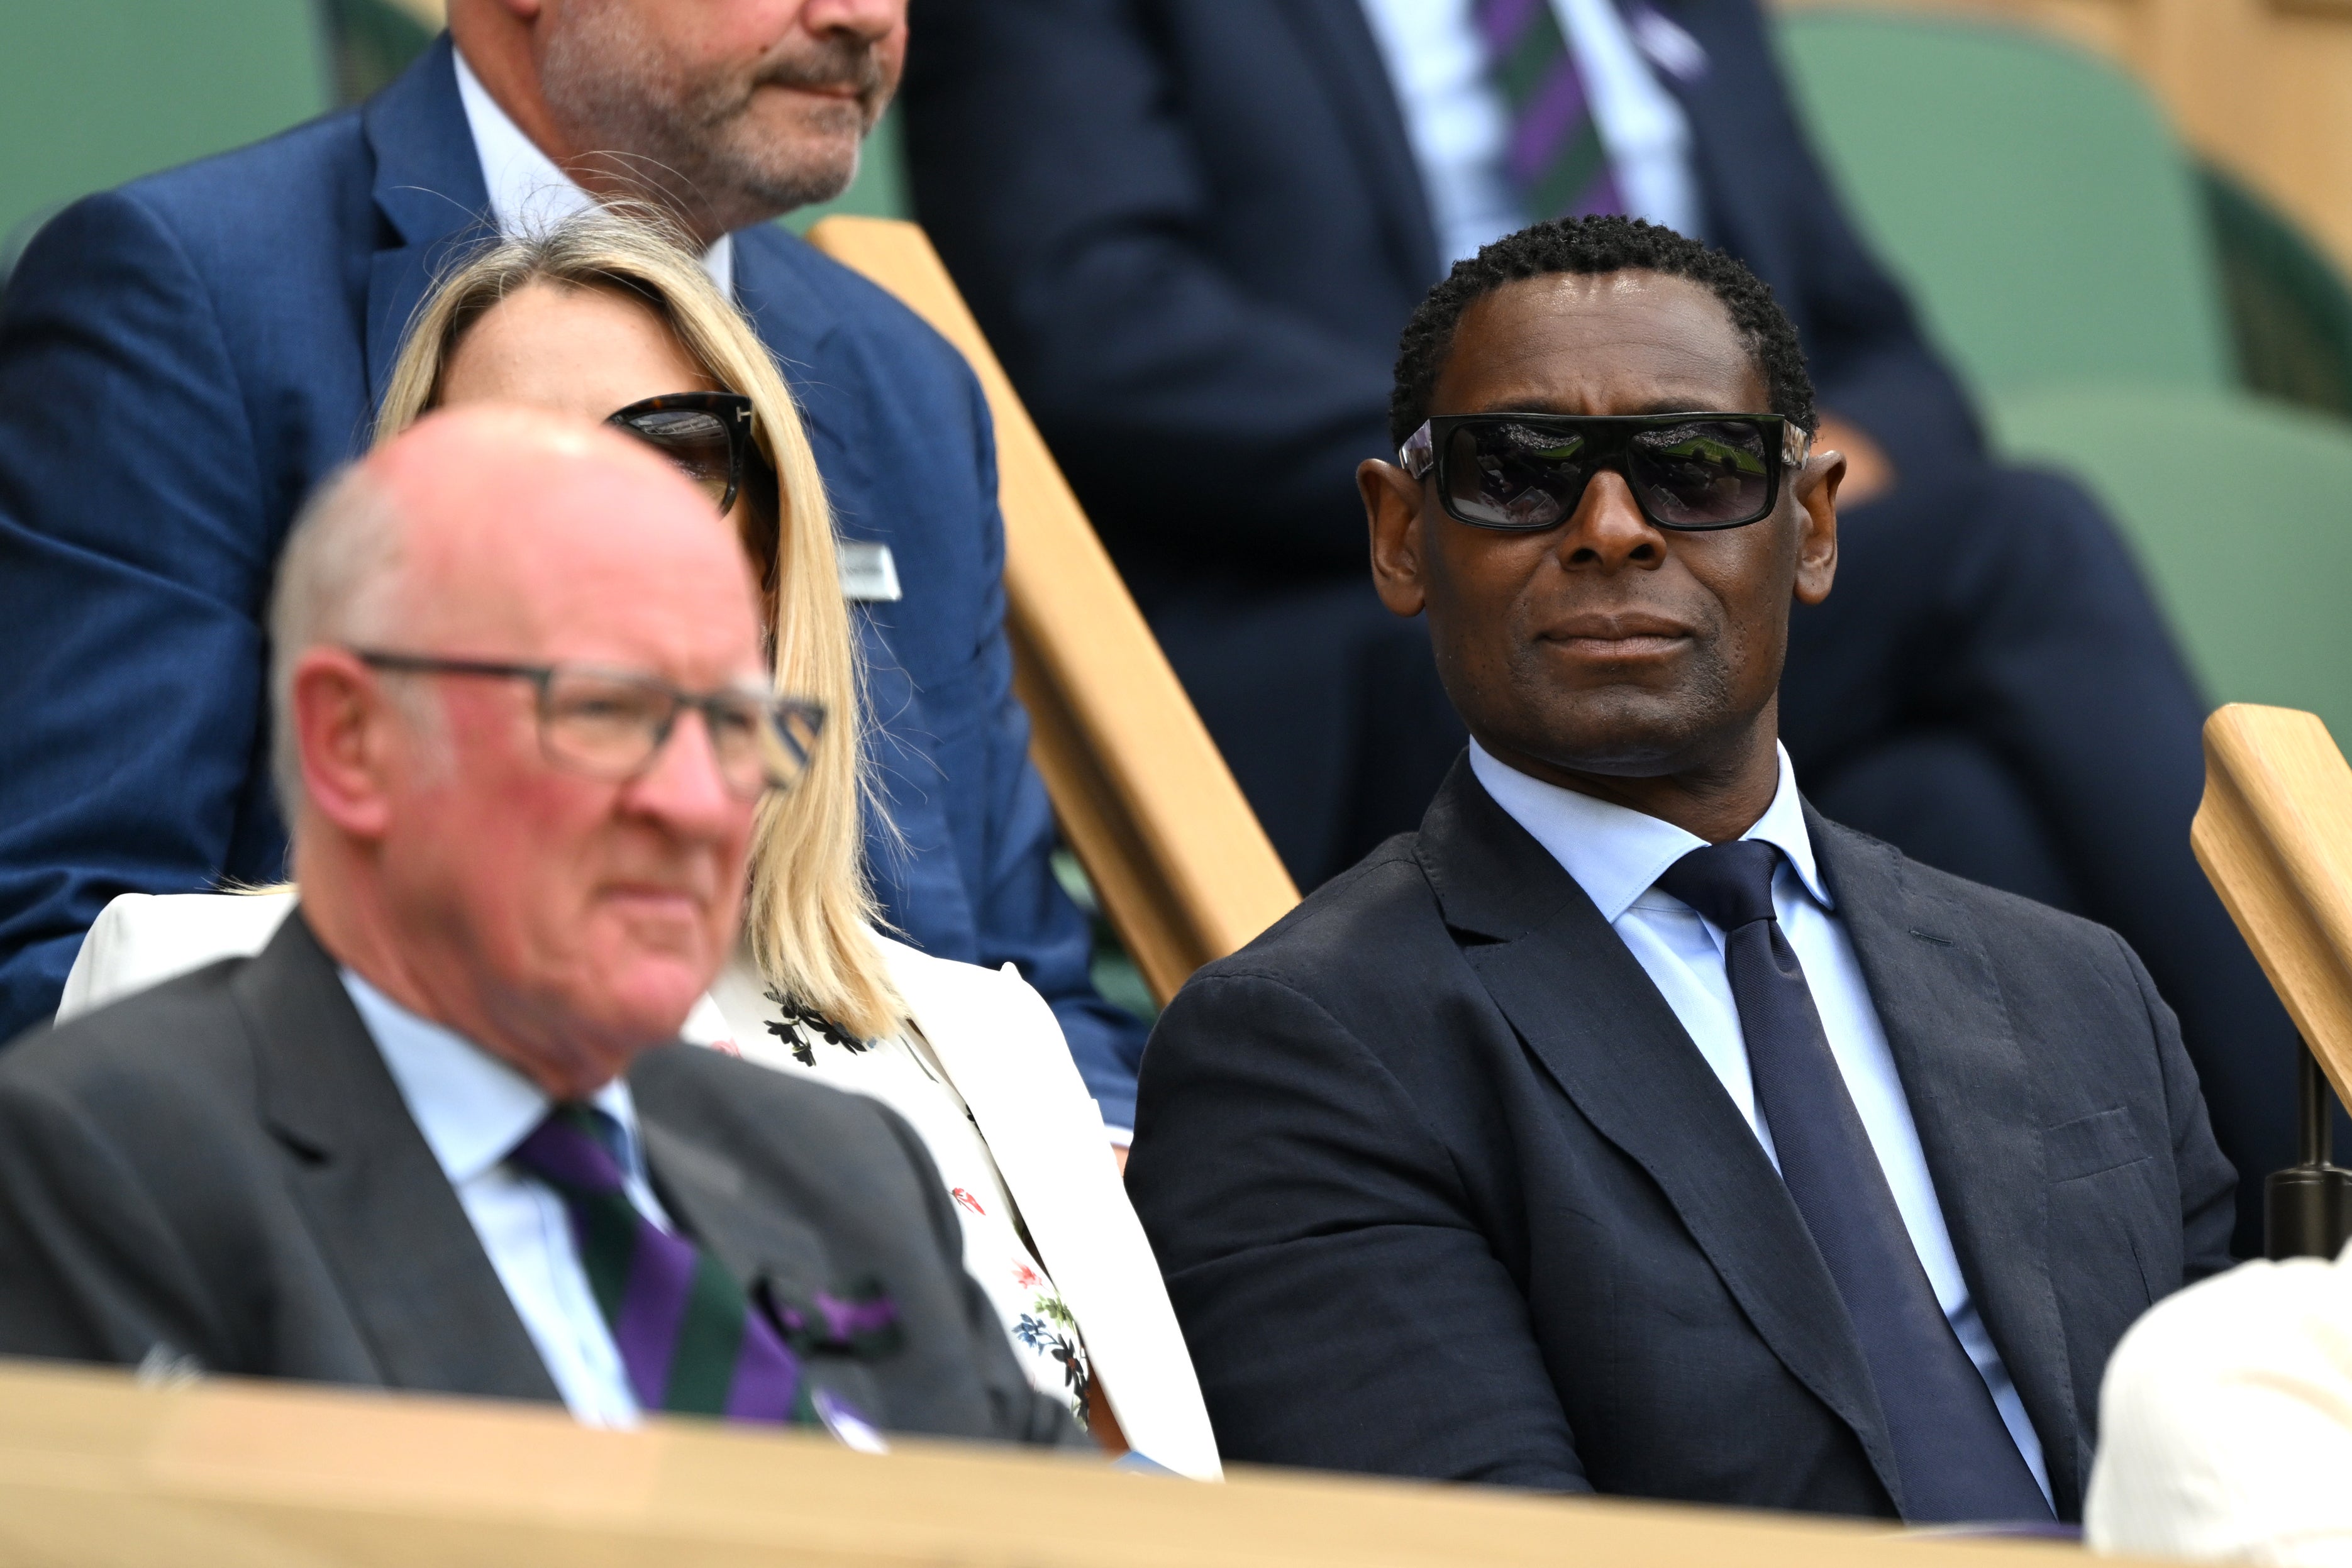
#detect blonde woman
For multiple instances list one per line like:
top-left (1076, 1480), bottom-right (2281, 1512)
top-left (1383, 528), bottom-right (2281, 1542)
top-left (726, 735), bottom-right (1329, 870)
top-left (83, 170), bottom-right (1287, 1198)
top-left (58, 209), bottom-right (1216, 1479)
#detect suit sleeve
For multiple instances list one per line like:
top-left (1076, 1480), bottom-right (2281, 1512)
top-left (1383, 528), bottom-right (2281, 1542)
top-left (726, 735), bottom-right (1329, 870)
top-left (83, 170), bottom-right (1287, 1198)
top-left (1726, 0), bottom-right (1984, 480)
top-left (0, 1068), bottom-right (231, 1371)
top-left (951, 374), bottom-right (1151, 1132)
top-left (901, 0), bottom-right (1393, 577)
top-left (2112, 931), bottom-right (2237, 1283)
top-left (0, 191), bottom-right (276, 1041)
top-left (1127, 970), bottom-right (1590, 1488)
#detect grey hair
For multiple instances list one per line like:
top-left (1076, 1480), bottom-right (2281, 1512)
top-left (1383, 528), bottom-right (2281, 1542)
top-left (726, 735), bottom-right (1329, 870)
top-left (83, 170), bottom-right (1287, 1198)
top-left (265, 465), bottom-right (411, 820)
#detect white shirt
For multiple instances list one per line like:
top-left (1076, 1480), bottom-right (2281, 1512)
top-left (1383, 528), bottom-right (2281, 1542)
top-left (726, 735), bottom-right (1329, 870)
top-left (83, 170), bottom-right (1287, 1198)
top-left (452, 47), bottom-right (735, 297)
top-left (343, 970), bottom-right (664, 1428)
top-left (1358, 0), bottom-right (1702, 268)
top-left (1467, 741), bottom-right (2052, 1503)
top-left (2087, 1240), bottom-right (2352, 1565)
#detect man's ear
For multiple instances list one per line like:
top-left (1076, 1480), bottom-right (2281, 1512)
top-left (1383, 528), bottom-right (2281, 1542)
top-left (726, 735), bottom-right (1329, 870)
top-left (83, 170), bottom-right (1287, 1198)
top-left (1363, 459), bottom-right (1429, 617)
top-left (1789, 446), bottom-right (1842, 608)
top-left (291, 649), bottom-right (402, 841)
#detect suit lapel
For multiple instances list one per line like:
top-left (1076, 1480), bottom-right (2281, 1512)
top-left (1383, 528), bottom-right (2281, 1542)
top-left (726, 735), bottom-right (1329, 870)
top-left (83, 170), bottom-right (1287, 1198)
top-left (632, 1067), bottom-right (840, 1302)
top-left (1420, 763), bottom-right (1902, 1501)
top-left (730, 226), bottom-right (867, 519)
top-left (631, 1069), bottom-right (896, 1418)
top-left (238, 912), bottom-right (558, 1403)
top-left (1807, 810), bottom-right (2079, 1511)
top-left (1650, 3), bottom-right (1741, 248)
top-left (359, 35), bottom-right (496, 408)
top-left (729, 226), bottom-right (844, 367)
top-left (1268, 0), bottom-right (1442, 289)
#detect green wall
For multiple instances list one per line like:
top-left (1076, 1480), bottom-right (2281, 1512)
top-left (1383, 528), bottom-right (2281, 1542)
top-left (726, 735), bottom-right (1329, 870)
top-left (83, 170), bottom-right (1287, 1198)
top-left (0, 1), bottom-right (328, 268)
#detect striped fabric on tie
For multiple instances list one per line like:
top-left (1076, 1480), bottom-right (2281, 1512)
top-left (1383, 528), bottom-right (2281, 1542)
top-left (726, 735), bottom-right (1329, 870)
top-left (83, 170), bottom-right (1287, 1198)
top-left (1476, 0), bottom-right (1625, 221)
top-left (509, 1105), bottom-right (811, 1423)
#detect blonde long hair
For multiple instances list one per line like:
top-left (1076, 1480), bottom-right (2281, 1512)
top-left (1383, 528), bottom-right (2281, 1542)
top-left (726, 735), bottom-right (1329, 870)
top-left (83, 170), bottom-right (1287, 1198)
top-left (375, 206), bottom-right (902, 1037)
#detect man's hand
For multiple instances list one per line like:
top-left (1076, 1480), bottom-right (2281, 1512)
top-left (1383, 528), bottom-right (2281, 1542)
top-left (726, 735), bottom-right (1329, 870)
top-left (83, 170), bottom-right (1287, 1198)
top-left (1814, 412), bottom-right (1896, 507)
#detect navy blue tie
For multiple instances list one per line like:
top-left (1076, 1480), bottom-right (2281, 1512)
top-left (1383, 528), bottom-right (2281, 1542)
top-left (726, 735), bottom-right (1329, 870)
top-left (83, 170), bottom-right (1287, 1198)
top-left (1656, 839), bottom-right (2051, 1523)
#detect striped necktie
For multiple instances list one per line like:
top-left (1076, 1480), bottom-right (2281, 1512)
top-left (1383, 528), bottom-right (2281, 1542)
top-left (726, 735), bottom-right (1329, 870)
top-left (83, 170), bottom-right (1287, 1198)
top-left (1476, 0), bottom-right (1625, 221)
top-left (509, 1105), bottom-right (816, 1423)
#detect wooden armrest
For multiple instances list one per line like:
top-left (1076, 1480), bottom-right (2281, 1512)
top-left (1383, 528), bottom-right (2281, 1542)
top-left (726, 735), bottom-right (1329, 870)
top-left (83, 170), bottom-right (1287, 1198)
top-left (0, 1357), bottom-right (2116, 1566)
top-left (804, 217), bottom-right (1299, 1003)
top-left (2192, 702), bottom-right (2352, 1112)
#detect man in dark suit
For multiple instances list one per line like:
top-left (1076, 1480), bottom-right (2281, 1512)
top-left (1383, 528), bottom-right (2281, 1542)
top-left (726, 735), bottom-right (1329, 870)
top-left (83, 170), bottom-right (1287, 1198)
top-left (1124, 219), bottom-right (2236, 1520)
top-left (901, 0), bottom-right (2301, 1247)
top-left (0, 409), bottom-right (1077, 1445)
top-left (0, 0), bottom-right (1147, 1134)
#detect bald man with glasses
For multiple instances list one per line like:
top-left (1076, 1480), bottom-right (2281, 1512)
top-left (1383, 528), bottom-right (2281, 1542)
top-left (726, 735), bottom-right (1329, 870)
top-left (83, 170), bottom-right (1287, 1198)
top-left (0, 407), bottom-right (1080, 1449)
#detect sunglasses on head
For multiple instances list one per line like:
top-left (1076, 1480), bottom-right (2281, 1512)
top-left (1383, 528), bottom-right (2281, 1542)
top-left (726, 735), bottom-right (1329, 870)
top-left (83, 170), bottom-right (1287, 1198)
top-left (1399, 412), bottom-right (1807, 533)
top-left (606, 392), bottom-right (757, 515)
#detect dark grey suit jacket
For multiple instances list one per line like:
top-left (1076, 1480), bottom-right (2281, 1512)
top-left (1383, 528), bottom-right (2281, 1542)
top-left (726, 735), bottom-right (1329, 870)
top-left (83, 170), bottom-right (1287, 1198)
top-left (1126, 759), bottom-right (2237, 1519)
top-left (0, 914), bottom-right (1079, 1447)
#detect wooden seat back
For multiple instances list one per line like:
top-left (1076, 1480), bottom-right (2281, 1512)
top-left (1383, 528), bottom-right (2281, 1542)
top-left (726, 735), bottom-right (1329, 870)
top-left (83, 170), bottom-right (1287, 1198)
top-left (806, 217), bottom-right (1299, 1003)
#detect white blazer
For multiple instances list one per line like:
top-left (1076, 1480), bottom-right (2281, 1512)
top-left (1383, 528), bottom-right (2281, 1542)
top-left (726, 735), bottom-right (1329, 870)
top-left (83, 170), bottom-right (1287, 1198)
top-left (2085, 1241), bottom-right (2352, 1564)
top-left (58, 891), bottom-right (1221, 1480)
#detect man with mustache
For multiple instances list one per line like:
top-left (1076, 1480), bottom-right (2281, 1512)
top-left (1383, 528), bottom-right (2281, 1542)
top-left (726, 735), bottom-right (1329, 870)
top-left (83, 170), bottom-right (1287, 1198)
top-left (1124, 216), bottom-right (2236, 1523)
top-left (0, 2), bottom-right (1150, 1140)
top-left (0, 406), bottom-right (1078, 1445)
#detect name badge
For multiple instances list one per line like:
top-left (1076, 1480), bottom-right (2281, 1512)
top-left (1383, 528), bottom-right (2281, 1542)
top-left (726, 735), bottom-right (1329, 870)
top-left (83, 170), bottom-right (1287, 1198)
top-left (838, 541), bottom-right (902, 603)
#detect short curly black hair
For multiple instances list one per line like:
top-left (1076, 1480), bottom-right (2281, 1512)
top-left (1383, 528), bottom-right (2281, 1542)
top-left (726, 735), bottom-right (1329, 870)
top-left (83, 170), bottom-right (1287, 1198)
top-left (1389, 215), bottom-right (1816, 449)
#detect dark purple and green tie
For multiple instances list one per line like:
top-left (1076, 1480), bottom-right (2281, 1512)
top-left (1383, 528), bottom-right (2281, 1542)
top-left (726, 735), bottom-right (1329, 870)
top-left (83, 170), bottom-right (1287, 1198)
top-left (509, 1105), bottom-right (813, 1423)
top-left (1476, 0), bottom-right (1625, 221)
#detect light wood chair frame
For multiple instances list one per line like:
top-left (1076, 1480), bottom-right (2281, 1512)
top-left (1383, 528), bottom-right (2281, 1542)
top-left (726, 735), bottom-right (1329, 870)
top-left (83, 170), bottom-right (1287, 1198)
top-left (805, 218), bottom-right (1299, 1004)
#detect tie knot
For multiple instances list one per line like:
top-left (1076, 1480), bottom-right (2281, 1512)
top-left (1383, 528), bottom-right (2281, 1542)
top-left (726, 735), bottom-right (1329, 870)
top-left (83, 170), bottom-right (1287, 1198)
top-left (508, 1105), bottom-right (628, 1196)
top-left (1655, 838), bottom-right (1783, 932)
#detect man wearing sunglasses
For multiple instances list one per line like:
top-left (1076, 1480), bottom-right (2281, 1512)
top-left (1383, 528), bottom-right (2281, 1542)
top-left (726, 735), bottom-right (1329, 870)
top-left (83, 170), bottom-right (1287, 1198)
top-left (904, 0), bottom-right (2309, 1261)
top-left (0, 407), bottom-right (1080, 1447)
top-left (1126, 217), bottom-right (2234, 1521)
top-left (0, 0), bottom-right (1151, 1144)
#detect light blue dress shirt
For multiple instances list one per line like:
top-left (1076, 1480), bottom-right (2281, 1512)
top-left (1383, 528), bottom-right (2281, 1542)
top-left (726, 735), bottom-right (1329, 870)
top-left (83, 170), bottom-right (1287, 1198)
top-left (1358, 0), bottom-right (1704, 268)
top-left (342, 969), bottom-right (670, 1428)
top-left (1467, 741), bottom-right (2053, 1503)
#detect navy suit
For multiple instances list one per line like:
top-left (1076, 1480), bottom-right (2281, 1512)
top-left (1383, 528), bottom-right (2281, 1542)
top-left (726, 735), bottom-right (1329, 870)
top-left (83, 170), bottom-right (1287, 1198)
top-left (1126, 761), bottom-right (2237, 1515)
top-left (901, 0), bottom-right (2306, 1249)
top-left (0, 37), bottom-right (1145, 1120)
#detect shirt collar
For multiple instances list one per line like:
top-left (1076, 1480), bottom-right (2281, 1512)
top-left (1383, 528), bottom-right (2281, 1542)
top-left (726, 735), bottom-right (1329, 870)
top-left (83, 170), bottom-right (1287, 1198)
top-left (450, 47), bottom-right (735, 299)
top-left (1466, 737), bottom-right (1831, 924)
top-left (341, 968), bottom-right (649, 1185)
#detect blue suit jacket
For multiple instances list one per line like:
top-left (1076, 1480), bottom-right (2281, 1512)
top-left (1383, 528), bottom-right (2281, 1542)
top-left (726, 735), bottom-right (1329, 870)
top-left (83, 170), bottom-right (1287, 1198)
top-left (901, 0), bottom-right (1982, 585)
top-left (0, 38), bottom-right (1146, 1120)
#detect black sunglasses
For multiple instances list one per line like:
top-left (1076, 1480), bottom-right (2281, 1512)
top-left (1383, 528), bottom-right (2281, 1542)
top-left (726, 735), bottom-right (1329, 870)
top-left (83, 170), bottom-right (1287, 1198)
top-left (1400, 412), bottom-right (1805, 533)
top-left (606, 392), bottom-right (757, 516)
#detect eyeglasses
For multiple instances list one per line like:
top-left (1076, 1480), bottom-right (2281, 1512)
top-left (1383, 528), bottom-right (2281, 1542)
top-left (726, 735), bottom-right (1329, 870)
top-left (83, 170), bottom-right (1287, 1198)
top-left (1399, 412), bottom-right (1806, 533)
top-left (352, 650), bottom-right (824, 800)
top-left (606, 392), bottom-right (757, 515)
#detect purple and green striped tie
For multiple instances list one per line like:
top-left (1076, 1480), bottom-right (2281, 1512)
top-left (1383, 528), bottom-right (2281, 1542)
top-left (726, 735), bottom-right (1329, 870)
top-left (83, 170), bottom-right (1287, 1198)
top-left (1477, 0), bottom-right (1626, 221)
top-left (509, 1105), bottom-right (813, 1424)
